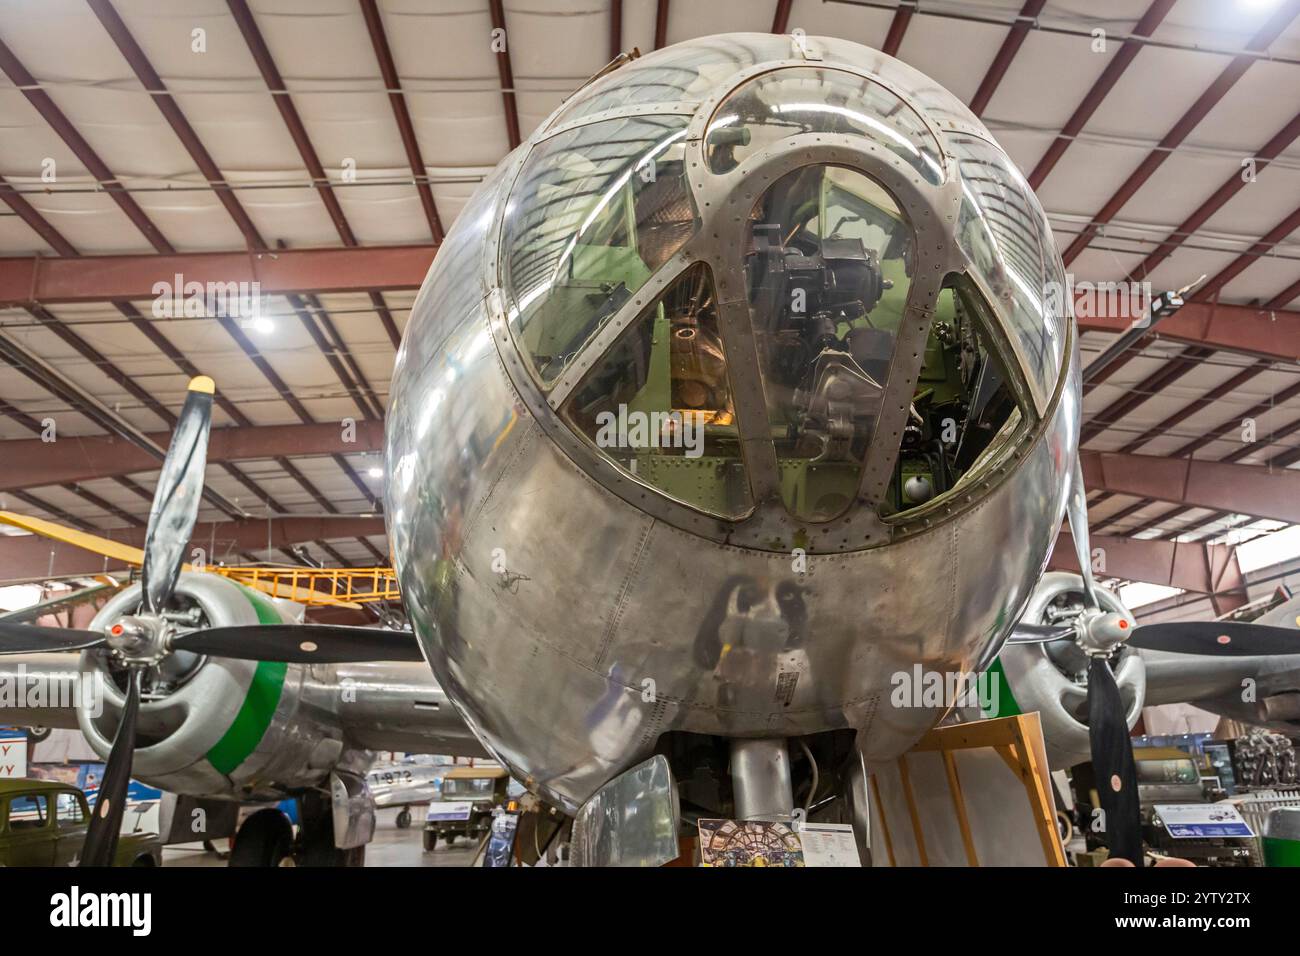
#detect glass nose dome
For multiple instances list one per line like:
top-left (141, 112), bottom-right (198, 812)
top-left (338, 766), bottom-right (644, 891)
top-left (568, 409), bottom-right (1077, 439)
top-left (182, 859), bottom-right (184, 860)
top-left (502, 114), bottom-right (696, 387)
top-left (704, 67), bottom-right (945, 185)
top-left (500, 61), bottom-right (1042, 536)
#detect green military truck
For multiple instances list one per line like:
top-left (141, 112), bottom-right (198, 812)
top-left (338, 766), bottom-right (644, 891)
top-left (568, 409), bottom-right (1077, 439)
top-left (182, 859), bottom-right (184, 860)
top-left (0, 778), bottom-right (162, 867)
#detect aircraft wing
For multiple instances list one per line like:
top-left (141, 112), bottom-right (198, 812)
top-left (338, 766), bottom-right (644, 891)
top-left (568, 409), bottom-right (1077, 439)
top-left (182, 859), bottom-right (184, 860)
top-left (1140, 592), bottom-right (1300, 732)
top-left (0, 578), bottom-right (124, 625)
top-left (332, 661), bottom-right (490, 759)
top-left (0, 652), bottom-right (88, 730)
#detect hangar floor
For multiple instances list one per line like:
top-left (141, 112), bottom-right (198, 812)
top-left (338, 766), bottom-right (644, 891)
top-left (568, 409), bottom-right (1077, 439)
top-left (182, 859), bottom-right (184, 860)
top-left (160, 808), bottom-right (476, 868)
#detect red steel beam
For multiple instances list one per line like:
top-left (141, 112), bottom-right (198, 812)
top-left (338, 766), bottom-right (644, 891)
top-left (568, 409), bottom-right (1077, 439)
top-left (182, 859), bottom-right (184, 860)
top-left (0, 174), bottom-right (78, 256)
top-left (0, 44), bottom-right (371, 564)
top-left (90, 1), bottom-right (385, 421)
top-left (1086, 359), bottom-right (1271, 534)
top-left (1060, 1), bottom-right (1300, 267)
top-left (359, 0), bottom-right (445, 243)
top-left (0, 516), bottom-right (386, 583)
top-left (1095, 371), bottom-right (1300, 538)
top-left (654, 0), bottom-right (670, 50)
top-left (1028, 0), bottom-right (1176, 189)
top-left (881, 5), bottom-right (913, 56)
top-left (1080, 346), bottom-right (1212, 442)
top-left (0, 398), bottom-right (148, 528)
top-left (210, 313), bottom-right (384, 531)
top-left (0, 245), bottom-right (435, 307)
top-left (1048, 532), bottom-right (1247, 599)
top-left (1267, 274), bottom-right (1300, 311)
top-left (0, 37), bottom-right (173, 253)
top-left (0, 43), bottom-right (356, 563)
top-left (225, 0), bottom-right (410, 350)
top-left (772, 0), bottom-right (793, 34)
top-left (488, 0), bottom-right (522, 149)
top-left (1081, 450), bottom-right (1300, 525)
top-left (1129, 109), bottom-right (1300, 283)
top-left (1076, 299), bottom-right (1300, 364)
top-left (610, 0), bottom-right (623, 59)
top-left (1196, 203), bottom-right (1300, 304)
top-left (0, 421), bottom-right (385, 493)
top-left (88, 0), bottom-right (262, 249)
top-left (226, 0), bottom-right (354, 244)
top-left (967, 0), bottom-right (1046, 118)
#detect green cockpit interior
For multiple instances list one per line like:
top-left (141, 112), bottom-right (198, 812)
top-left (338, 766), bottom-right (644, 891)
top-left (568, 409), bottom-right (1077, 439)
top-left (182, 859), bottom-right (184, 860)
top-left (506, 117), bottom-right (1028, 528)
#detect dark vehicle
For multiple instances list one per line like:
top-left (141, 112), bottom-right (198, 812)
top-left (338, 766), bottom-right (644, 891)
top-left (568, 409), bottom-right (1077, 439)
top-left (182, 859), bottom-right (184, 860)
top-left (0, 778), bottom-right (162, 867)
top-left (423, 766), bottom-right (510, 851)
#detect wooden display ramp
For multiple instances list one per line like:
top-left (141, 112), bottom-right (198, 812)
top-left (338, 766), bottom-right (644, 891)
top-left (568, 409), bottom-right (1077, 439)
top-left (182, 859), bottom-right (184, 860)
top-left (869, 712), bottom-right (1065, 866)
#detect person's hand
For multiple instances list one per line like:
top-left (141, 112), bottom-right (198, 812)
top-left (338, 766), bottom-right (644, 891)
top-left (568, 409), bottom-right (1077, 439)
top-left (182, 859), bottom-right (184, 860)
top-left (1100, 855), bottom-right (1195, 867)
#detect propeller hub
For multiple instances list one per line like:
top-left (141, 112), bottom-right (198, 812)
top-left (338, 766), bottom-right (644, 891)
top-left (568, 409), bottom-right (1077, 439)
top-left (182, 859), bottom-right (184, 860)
top-left (105, 614), bottom-right (170, 665)
top-left (1077, 610), bottom-right (1133, 658)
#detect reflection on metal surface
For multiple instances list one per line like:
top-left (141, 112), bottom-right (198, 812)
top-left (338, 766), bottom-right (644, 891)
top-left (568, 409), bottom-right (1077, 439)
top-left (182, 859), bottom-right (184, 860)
top-left (570, 755), bottom-right (681, 867)
top-left (951, 135), bottom-right (1063, 410)
top-left (731, 738), bottom-right (794, 821)
top-left (503, 114), bottom-right (695, 387)
top-left (386, 33), bottom-right (1076, 813)
top-left (330, 770), bottom-right (375, 850)
top-left (705, 67), bottom-right (944, 183)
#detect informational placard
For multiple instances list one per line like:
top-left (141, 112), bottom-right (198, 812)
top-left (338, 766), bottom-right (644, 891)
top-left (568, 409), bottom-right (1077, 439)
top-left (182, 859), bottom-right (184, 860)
top-left (797, 822), bottom-right (861, 867)
top-left (698, 819), bottom-right (805, 867)
top-left (1155, 803), bottom-right (1255, 839)
top-left (0, 730), bottom-right (27, 778)
top-left (426, 800), bottom-right (473, 822)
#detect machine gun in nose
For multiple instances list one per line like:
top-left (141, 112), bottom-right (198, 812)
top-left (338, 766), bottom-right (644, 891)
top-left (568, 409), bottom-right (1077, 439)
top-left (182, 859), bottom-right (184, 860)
top-left (747, 223), bottom-right (894, 461)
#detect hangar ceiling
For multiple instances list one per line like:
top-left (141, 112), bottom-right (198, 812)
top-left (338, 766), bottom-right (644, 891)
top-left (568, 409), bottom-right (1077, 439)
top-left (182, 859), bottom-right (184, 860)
top-left (1, 0), bottom-right (1299, 601)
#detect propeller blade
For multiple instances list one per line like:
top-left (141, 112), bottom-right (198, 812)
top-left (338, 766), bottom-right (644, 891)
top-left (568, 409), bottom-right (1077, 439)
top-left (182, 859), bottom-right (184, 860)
top-left (140, 376), bottom-right (215, 615)
top-left (0, 622), bottom-right (104, 655)
top-left (1005, 622), bottom-right (1075, 644)
top-left (1087, 657), bottom-right (1142, 866)
top-left (174, 624), bottom-right (425, 663)
top-left (1067, 458), bottom-right (1101, 611)
top-left (1129, 620), bottom-right (1300, 657)
top-left (80, 667), bottom-right (141, 867)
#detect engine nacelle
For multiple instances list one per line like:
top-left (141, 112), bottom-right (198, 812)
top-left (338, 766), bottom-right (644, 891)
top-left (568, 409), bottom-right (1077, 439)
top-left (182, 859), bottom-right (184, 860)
top-left (77, 572), bottom-right (349, 800)
top-left (996, 572), bottom-right (1145, 770)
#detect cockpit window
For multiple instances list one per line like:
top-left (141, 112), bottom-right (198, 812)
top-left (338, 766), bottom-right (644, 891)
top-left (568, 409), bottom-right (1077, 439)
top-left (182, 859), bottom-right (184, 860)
top-left (950, 135), bottom-right (1063, 403)
top-left (882, 274), bottom-right (1028, 518)
top-left (503, 114), bottom-right (696, 387)
top-left (706, 68), bottom-right (945, 184)
top-left (561, 263), bottom-right (753, 519)
top-left (745, 165), bottom-right (915, 521)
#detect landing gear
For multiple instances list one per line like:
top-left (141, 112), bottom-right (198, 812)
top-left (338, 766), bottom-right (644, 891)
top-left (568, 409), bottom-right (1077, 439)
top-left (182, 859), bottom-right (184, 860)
top-left (396, 808), bottom-right (412, 829)
top-left (229, 808), bottom-right (294, 867)
top-left (229, 793), bottom-right (366, 867)
top-left (296, 790), bottom-right (365, 867)
top-left (730, 738), bottom-right (795, 820)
